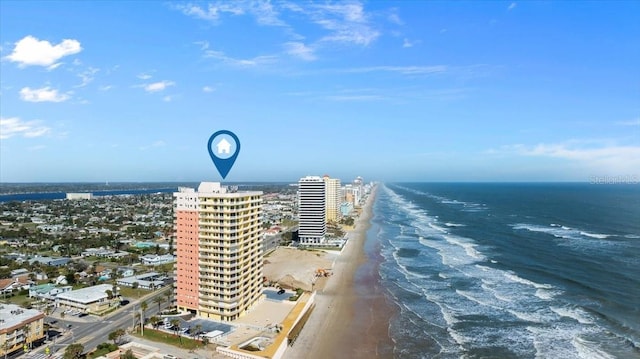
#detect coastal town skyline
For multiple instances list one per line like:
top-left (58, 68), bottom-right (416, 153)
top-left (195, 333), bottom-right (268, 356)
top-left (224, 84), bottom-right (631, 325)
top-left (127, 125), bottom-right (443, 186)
top-left (1, 1), bottom-right (639, 183)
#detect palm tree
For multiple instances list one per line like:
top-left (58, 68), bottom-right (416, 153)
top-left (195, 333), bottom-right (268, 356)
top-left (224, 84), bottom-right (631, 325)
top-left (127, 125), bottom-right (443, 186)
top-left (153, 296), bottom-right (163, 312)
top-left (164, 290), bottom-right (173, 308)
top-left (193, 324), bottom-right (203, 339)
top-left (133, 312), bottom-right (141, 331)
top-left (169, 319), bottom-right (180, 337)
top-left (23, 323), bottom-right (31, 349)
top-left (149, 316), bottom-right (161, 329)
top-left (140, 300), bottom-right (148, 322)
top-left (3, 340), bottom-right (10, 359)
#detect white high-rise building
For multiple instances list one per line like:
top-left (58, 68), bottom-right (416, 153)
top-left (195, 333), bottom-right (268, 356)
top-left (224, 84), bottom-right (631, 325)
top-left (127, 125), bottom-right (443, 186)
top-left (298, 176), bottom-right (326, 245)
top-left (323, 175), bottom-right (341, 223)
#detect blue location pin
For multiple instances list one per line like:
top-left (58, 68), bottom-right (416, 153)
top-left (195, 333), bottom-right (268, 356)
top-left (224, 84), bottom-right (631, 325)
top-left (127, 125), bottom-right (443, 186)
top-left (207, 130), bottom-right (240, 179)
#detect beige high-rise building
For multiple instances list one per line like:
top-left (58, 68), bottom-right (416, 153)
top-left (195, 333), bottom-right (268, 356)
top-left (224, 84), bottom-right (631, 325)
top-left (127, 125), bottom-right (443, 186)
top-left (174, 182), bottom-right (263, 321)
top-left (323, 175), bottom-right (341, 223)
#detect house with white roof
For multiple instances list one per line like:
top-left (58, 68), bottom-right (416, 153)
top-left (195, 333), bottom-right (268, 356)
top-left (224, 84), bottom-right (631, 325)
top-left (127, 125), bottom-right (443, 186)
top-left (55, 284), bottom-right (118, 314)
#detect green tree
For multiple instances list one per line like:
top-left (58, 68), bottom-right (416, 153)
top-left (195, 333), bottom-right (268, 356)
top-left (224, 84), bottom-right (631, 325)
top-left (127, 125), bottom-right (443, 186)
top-left (120, 349), bottom-right (135, 359)
top-left (149, 316), bottom-right (161, 329)
top-left (65, 273), bottom-right (77, 285)
top-left (22, 323), bottom-right (31, 349)
top-left (108, 328), bottom-right (125, 345)
top-left (153, 296), bottom-right (162, 312)
top-left (193, 324), bottom-right (202, 339)
top-left (3, 339), bottom-right (10, 359)
top-left (140, 300), bottom-right (148, 325)
top-left (201, 336), bottom-right (209, 347)
top-left (169, 319), bottom-right (180, 336)
top-left (63, 343), bottom-right (84, 359)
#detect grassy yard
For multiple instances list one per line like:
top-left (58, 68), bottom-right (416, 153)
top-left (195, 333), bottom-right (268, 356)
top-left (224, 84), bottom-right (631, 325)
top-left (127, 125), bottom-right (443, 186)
top-left (132, 328), bottom-right (201, 350)
top-left (0, 292), bottom-right (30, 306)
top-left (117, 286), bottom-right (152, 299)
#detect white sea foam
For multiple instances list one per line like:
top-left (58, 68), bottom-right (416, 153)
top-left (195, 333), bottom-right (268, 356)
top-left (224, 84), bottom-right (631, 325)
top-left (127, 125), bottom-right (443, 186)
top-left (551, 306), bottom-right (593, 324)
top-left (504, 272), bottom-right (553, 289)
top-left (579, 231), bottom-right (610, 239)
top-left (572, 336), bottom-right (616, 359)
top-left (428, 223), bottom-right (448, 233)
top-left (444, 235), bottom-right (485, 260)
top-left (535, 288), bottom-right (560, 300)
top-left (513, 223), bottom-right (613, 241)
top-left (445, 222), bottom-right (465, 227)
top-left (508, 309), bottom-right (547, 323)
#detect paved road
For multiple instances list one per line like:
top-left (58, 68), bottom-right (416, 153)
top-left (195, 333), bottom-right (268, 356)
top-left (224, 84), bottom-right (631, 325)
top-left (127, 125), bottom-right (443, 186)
top-left (23, 287), bottom-right (173, 357)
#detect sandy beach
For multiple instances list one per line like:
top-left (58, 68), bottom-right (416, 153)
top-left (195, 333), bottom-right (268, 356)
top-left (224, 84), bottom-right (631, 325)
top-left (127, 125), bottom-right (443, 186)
top-left (283, 185), bottom-right (396, 359)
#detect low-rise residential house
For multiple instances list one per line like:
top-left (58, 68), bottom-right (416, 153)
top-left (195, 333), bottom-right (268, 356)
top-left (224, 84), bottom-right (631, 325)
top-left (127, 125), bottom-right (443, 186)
top-left (29, 283), bottom-right (72, 300)
top-left (0, 304), bottom-right (45, 357)
top-left (28, 256), bottom-right (71, 267)
top-left (117, 267), bottom-right (135, 277)
top-left (0, 277), bottom-right (34, 294)
top-left (10, 268), bottom-right (29, 277)
top-left (140, 254), bottom-right (175, 266)
top-left (55, 284), bottom-right (118, 314)
top-left (82, 248), bottom-right (116, 257)
top-left (116, 272), bottom-right (165, 290)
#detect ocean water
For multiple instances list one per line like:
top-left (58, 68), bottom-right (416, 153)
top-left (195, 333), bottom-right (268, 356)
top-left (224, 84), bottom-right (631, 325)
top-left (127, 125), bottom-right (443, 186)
top-left (373, 183), bottom-right (640, 359)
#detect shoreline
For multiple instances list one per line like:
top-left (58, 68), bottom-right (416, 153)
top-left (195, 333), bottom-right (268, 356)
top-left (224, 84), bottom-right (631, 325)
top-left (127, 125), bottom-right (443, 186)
top-left (285, 184), bottom-right (397, 358)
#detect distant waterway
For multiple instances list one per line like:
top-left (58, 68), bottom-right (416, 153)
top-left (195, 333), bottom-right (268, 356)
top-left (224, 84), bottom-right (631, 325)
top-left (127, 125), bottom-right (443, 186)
top-left (0, 188), bottom-right (177, 203)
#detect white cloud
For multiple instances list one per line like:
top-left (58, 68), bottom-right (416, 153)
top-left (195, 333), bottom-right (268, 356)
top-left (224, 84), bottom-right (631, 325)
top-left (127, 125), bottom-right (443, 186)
top-left (174, 2), bottom-right (245, 21)
top-left (204, 49), bottom-right (276, 67)
top-left (143, 81), bottom-right (175, 92)
top-left (616, 118), bottom-right (640, 126)
top-left (0, 117), bottom-right (51, 139)
top-left (250, 0), bottom-right (285, 26)
top-left (76, 67), bottom-right (99, 87)
top-left (508, 2), bottom-right (517, 10)
top-left (163, 95), bottom-right (173, 102)
top-left (19, 86), bottom-right (71, 102)
top-left (99, 85), bottom-right (114, 91)
top-left (177, 1), bottom-right (379, 46)
top-left (202, 86), bottom-right (215, 92)
top-left (284, 42), bottom-right (316, 61)
top-left (140, 140), bottom-right (166, 150)
top-left (388, 11), bottom-right (403, 25)
top-left (402, 38), bottom-right (414, 48)
top-left (493, 141), bottom-right (640, 175)
top-left (310, 2), bottom-right (379, 46)
top-left (342, 65), bottom-right (448, 75)
top-left (326, 94), bottom-right (383, 102)
top-left (5, 35), bottom-right (82, 68)
top-left (137, 73), bottom-right (153, 80)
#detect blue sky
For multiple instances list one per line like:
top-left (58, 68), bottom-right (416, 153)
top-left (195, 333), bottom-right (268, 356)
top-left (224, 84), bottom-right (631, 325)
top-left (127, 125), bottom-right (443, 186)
top-left (1, 1), bottom-right (638, 183)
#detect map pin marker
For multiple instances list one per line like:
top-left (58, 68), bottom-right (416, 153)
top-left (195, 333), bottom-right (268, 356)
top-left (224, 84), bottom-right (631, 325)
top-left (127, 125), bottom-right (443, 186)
top-left (207, 130), bottom-right (240, 179)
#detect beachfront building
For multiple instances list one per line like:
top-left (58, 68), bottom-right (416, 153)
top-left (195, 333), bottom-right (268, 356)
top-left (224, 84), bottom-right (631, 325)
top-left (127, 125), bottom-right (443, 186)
top-left (0, 304), bottom-right (45, 356)
top-left (323, 175), bottom-right (341, 223)
top-left (174, 182), bottom-right (263, 321)
top-left (343, 184), bottom-right (362, 207)
top-left (298, 176), bottom-right (326, 245)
